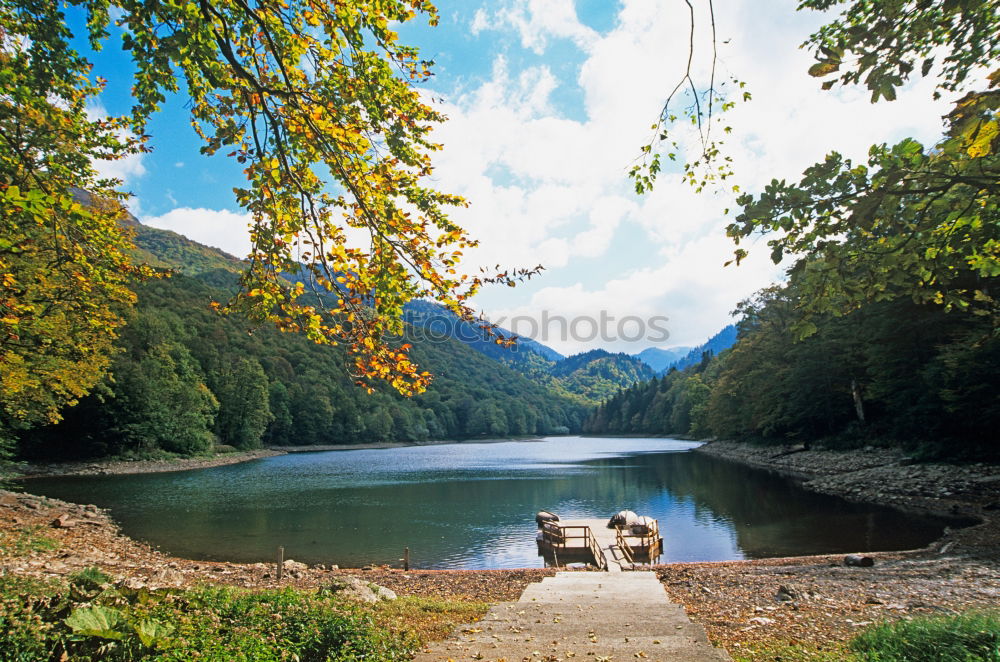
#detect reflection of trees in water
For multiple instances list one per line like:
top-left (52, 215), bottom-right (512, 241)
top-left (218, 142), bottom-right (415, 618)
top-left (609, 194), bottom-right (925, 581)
top-left (584, 453), bottom-right (949, 558)
top-left (32, 451), bottom-right (952, 565)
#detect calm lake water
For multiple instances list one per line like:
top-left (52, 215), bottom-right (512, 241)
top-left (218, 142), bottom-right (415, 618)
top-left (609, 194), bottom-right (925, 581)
top-left (26, 437), bottom-right (953, 568)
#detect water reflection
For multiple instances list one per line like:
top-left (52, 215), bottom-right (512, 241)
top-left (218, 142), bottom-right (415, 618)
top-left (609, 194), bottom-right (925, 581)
top-left (25, 437), bottom-right (953, 568)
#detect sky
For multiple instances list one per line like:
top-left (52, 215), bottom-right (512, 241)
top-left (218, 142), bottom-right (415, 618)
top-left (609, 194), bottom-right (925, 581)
top-left (83, 0), bottom-right (955, 356)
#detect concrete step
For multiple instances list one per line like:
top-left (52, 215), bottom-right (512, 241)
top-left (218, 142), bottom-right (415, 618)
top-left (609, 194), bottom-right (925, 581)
top-left (452, 621), bottom-right (707, 641)
top-left (413, 571), bottom-right (730, 662)
top-left (413, 638), bottom-right (730, 661)
top-left (484, 602), bottom-right (689, 619)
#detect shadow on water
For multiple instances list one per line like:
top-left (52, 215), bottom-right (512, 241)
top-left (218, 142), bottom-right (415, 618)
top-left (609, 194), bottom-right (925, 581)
top-left (25, 437), bottom-right (957, 568)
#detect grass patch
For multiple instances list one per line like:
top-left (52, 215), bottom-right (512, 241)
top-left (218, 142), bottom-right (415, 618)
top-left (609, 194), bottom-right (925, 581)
top-left (0, 525), bottom-right (60, 558)
top-left (851, 610), bottom-right (1000, 661)
top-left (372, 596), bottom-right (489, 643)
top-left (0, 574), bottom-right (421, 661)
top-left (731, 639), bottom-right (858, 662)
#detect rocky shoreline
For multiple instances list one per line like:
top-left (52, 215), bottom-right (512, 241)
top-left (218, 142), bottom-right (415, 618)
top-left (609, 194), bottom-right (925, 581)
top-left (11, 436), bottom-right (550, 479)
top-left (11, 448), bottom-right (286, 478)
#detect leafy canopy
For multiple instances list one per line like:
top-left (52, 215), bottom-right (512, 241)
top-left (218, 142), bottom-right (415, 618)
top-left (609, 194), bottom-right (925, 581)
top-left (636, 0), bottom-right (998, 329)
top-left (0, 7), bottom-right (151, 431)
top-left (728, 1), bottom-right (999, 328)
top-left (801, 0), bottom-right (999, 101)
top-left (1, 0), bottom-right (527, 425)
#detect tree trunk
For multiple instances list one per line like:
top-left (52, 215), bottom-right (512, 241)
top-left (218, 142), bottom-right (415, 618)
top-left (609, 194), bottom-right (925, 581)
top-left (851, 378), bottom-right (866, 424)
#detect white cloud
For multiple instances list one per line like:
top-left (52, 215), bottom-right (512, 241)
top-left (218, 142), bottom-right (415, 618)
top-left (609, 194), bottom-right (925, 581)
top-left (85, 103), bottom-right (147, 185)
top-left (490, 231), bottom-right (782, 354)
top-left (141, 207), bottom-right (252, 259)
top-left (420, 0), bottom-right (955, 354)
top-left (473, 0), bottom-right (599, 54)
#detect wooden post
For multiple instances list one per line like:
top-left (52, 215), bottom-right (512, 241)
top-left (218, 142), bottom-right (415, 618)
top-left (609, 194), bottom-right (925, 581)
top-left (403, 547), bottom-right (410, 571)
top-left (277, 546), bottom-right (284, 580)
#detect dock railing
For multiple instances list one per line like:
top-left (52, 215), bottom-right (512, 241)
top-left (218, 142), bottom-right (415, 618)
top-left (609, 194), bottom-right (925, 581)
top-left (614, 527), bottom-right (636, 568)
top-left (541, 521), bottom-right (608, 571)
top-left (613, 518), bottom-right (661, 566)
top-left (587, 530), bottom-right (608, 571)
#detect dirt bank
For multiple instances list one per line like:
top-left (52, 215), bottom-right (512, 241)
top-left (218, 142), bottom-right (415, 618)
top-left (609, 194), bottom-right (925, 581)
top-left (657, 552), bottom-right (1000, 657)
top-left (11, 449), bottom-right (285, 478)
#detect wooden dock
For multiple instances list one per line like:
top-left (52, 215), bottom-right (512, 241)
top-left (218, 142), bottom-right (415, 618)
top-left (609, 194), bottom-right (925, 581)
top-left (537, 517), bottom-right (663, 571)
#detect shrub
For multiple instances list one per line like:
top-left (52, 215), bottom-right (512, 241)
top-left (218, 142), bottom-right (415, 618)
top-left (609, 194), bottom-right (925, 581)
top-left (851, 611), bottom-right (1000, 662)
top-left (0, 576), bottom-right (415, 662)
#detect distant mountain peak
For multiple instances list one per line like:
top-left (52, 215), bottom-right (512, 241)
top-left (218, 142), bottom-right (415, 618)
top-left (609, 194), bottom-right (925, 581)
top-left (632, 346), bottom-right (692, 372)
top-left (659, 325), bottom-right (738, 374)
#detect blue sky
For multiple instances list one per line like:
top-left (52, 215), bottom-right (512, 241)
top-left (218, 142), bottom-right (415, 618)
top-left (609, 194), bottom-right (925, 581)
top-left (82, 0), bottom-right (955, 355)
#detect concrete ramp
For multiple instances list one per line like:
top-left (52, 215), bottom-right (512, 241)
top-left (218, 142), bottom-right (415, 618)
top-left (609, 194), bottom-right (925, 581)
top-left (412, 571), bottom-right (730, 661)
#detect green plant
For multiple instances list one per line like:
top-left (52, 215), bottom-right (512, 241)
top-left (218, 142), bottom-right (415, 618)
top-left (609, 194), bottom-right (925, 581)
top-left (851, 611), bottom-right (1000, 662)
top-left (0, 525), bottom-right (60, 557)
top-left (732, 639), bottom-right (858, 662)
top-left (68, 567), bottom-right (113, 592)
top-left (0, 576), bottom-right (416, 661)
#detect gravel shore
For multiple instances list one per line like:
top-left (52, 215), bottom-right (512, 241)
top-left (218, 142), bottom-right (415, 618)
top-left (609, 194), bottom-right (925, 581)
top-left (12, 449), bottom-right (285, 478)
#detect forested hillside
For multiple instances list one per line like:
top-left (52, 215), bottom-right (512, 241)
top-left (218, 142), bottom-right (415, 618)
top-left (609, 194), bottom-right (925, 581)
top-left (14, 226), bottom-right (585, 460)
top-left (403, 302), bottom-right (656, 404)
top-left (585, 271), bottom-right (999, 460)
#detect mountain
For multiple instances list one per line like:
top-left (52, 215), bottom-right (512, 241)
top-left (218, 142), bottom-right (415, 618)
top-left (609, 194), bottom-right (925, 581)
top-left (130, 221), bottom-right (649, 407)
top-left (550, 350), bottom-right (657, 403)
top-left (18, 222), bottom-right (587, 460)
top-left (633, 346), bottom-right (691, 372)
top-left (401, 305), bottom-right (657, 404)
top-left (403, 299), bottom-right (564, 365)
top-left (661, 325), bottom-right (738, 373)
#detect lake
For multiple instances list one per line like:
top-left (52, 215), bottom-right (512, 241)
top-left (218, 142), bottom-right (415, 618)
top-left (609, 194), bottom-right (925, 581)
top-left (25, 437), bottom-right (953, 568)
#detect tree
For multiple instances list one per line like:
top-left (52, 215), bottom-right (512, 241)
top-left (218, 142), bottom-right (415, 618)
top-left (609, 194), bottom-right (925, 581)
top-left (0, 8), bottom-right (151, 443)
top-left (638, 1), bottom-right (998, 329)
top-left (1, 0), bottom-right (538, 442)
top-left (112, 342), bottom-right (219, 455)
top-left (736, 1), bottom-right (998, 326)
top-left (265, 381), bottom-right (294, 445)
top-left (798, 0), bottom-right (998, 102)
top-left (728, 107), bottom-right (999, 331)
top-left (215, 357), bottom-right (272, 449)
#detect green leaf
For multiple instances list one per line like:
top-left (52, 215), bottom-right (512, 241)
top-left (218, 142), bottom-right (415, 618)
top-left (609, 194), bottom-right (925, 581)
top-left (967, 120), bottom-right (998, 158)
top-left (134, 618), bottom-right (175, 648)
top-left (65, 606), bottom-right (126, 640)
top-left (808, 61), bottom-right (840, 77)
top-left (793, 320), bottom-right (819, 340)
